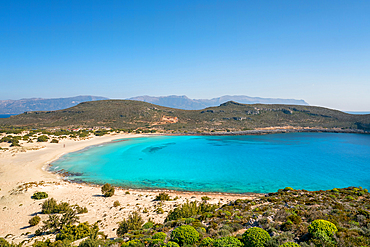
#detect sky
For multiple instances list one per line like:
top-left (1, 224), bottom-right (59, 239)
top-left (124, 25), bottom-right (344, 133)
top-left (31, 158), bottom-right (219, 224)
top-left (0, 1), bottom-right (369, 111)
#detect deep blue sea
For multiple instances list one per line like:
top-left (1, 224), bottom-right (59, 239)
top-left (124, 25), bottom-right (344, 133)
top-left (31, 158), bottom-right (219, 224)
top-left (0, 114), bottom-right (16, 118)
top-left (51, 133), bottom-right (370, 193)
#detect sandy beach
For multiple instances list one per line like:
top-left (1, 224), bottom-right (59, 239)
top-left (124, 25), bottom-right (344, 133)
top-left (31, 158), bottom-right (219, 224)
top-left (0, 133), bottom-right (256, 245)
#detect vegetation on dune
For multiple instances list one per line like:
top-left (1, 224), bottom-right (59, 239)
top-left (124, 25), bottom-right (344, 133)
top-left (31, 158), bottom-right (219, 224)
top-left (2, 186), bottom-right (370, 247)
top-left (32, 192), bottom-right (49, 200)
top-left (101, 183), bottom-right (115, 197)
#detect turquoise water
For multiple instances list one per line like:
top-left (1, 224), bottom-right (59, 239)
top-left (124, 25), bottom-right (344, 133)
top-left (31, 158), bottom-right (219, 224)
top-left (51, 133), bottom-right (370, 193)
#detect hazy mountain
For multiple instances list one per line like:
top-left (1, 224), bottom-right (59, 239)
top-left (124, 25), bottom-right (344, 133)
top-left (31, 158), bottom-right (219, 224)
top-left (2, 100), bottom-right (368, 131)
top-left (128, 95), bottom-right (308, 110)
top-left (0, 96), bottom-right (108, 114)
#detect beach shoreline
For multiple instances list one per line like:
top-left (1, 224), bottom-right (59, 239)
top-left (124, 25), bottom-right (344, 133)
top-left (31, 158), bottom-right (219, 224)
top-left (0, 133), bottom-right (257, 244)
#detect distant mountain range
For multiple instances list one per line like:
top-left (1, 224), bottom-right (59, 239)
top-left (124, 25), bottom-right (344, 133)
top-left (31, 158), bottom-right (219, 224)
top-left (0, 96), bottom-right (108, 114)
top-left (0, 95), bottom-right (308, 114)
top-left (128, 95), bottom-right (308, 110)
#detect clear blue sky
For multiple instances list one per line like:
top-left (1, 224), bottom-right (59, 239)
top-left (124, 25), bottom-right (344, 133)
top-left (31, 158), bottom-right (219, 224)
top-left (1, 0), bottom-right (369, 111)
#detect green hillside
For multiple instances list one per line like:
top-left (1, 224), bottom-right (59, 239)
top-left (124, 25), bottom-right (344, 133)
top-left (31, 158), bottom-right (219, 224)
top-left (0, 100), bottom-right (369, 132)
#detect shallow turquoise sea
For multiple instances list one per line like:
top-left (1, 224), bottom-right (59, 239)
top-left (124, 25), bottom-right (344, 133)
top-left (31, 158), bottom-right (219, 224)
top-left (51, 133), bottom-right (370, 193)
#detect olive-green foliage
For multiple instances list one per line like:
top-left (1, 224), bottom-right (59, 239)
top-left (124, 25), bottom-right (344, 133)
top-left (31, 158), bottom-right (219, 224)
top-left (155, 192), bottom-right (171, 201)
top-left (78, 239), bottom-right (104, 247)
top-left (41, 198), bottom-right (71, 214)
top-left (163, 242), bottom-right (180, 247)
top-left (50, 139), bottom-right (59, 143)
top-left (283, 187), bottom-right (294, 191)
top-left (142, 222), bottom-right (154, 229)
top-left (0, 238), bottom-right (12, 247)
top-left (121, 239), bottom-right (145, 247)
top-left (56, 222), bottom-right (97, 242)
top-left (200, 237), bottom-right (214, 247)
top-left (279, 242), bottom-right (300, 247)
top-left (152, 232), bottom-right (167, 240)
top-left (42, 210), bottom-right (79, 232)
top-left (213, 236), bottom-right (243, 247)
top-left (165, 201), bottom-right (218, 222)
top-left (113, 201), bottom-right (120, 207)
top-left (308, 219), bottom-right (338, 237)
top-left (117, 211), bottom-right (144, 237)
top-left (37, 135), bottom-right (49, 142)
top-left (101, 183), bottom-right (114, 197)
top-left (170, 225), bottom-right (199, 246)
top-left (32, 192), bottom-right (49, 200)
top-left (242, 227), bottom-right (271, 247)
top-left (29, 215), bottom-right (41, 226)
top-left (286, 215), bottom-right (301, 225)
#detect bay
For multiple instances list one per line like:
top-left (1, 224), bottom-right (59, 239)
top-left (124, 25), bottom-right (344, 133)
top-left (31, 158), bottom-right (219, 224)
top-left (51, 133), bottom-right (370, 193)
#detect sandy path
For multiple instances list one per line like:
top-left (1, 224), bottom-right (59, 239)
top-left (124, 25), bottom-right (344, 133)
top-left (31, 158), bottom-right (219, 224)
top-left (0, 133), bottom-right (256, 244)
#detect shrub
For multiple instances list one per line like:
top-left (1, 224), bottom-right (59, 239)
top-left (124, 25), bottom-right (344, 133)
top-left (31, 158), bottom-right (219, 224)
top-left (155, 192), bottom-right (171, 201)
top-left (50, 139), bottom-right (59, 143)
top-left (281, 220), bottom-right (293, 231)
top-left (164, 242), bottom-right (180, 247)
top-left (42, 198), bottom-right (59, 214)
top-left (56, 222), bottom-right (94, 241)
top-left (142, 222), bottom-right (154, 229)
top-left (213, 236), bottom-right (243, 247)
top-left (117, 211), bottom-right (144, 237)
top-left (308, 219), bottom-right (338, 237)
top-left (201, 196), bottom-right (211, 201)
top-left (29, 215), bottom-right (41, 226)
top-left (166, 201), bottom-right (218, 222)
top-left (113, 201), bottom-right (121, 207)
top-left (283, 187), bottom-right (294, 191)
top-left (171, 225), bottom-right (199, 246)
top-left (37, 135), bottom-right (49, 142)
top-left (32, 192), bottom-right (49, 200)
top-left (200, 237), bottom-right (214, 247)
top-left (79, 238), bottom-right (104, 247)
top-left (286, 215), bottom-right (301, 225)
top-left (101, 183), bottom-right (115, 197)
top-left (152, 232), bottom-right (167, 240)
top-left (242, 227), bottom-right (271, 247)
top-left (279, 242), bottom-right (300, 247)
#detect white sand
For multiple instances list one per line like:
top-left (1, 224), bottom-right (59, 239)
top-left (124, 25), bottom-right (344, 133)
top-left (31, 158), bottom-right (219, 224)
top-left (0, 133), bottom-right (256, 244)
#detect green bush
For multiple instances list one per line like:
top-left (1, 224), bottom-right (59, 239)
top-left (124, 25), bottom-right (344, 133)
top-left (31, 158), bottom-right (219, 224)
top-left (281, 220), bottom-right (293, 231)
top-left (308, 219), bottom-right (338, 237)
top-left (152, 232), bottom-right (167, 240)
top-left (50, 139), bottom-right (59, 143)
top-left (166, 201), bottom-right (218, 222)
top-left (56, 222), bottom-right (95, 242)
top-left (163, 242), bottom-right (180, 247)
top-left (286, 215), bottom-right (301, 225)
top-left (142, 222), bottom-right (154, 229)
top-left (155, 192), bottom-right (171, 201)
top-left (101, 183), bottom-right (115, 197)
top-left (32, 192), bottom-right (49, 200)
top-left (200, 237), bottom-right (214, 247)
top-left (171, 225), bottom-right (199, 246)
top-left (79, 238), bottom-right (104, 247)
top-left (213, 236), bottom-right (243, 247)
top-left (41, 198), bottom-right (59, 214)
top-left (29, 215), bottom-right (41, 226)
top-left (283, 187), bottom-right (294, 191)
top-left (117, 211), bottom-right (144, 237)
top-left (242, 227), bottom-right (271, 247)
top-left (37, 135), bottom-right (49, 142)
top-left (113, 200), bottom-right (121, 207)
top-left (279, 242), bottom-right (300, 247)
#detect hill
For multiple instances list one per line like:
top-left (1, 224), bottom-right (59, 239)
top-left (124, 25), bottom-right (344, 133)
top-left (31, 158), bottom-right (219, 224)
top-left (128, 95), bottom-right (309, 110)
top-left (0, 100), bottom-right (369, 132)
top-left (0, 96), bottom-right (108, 114)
